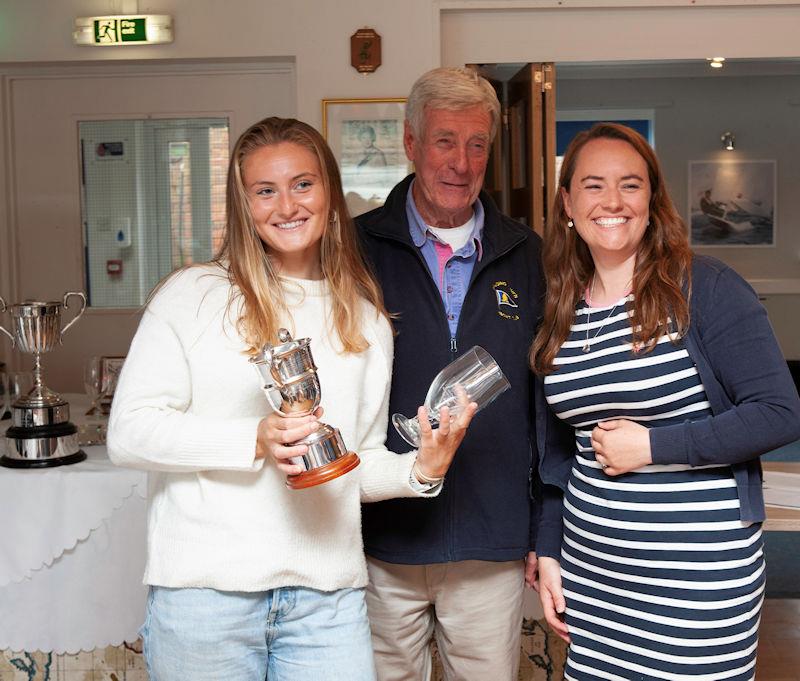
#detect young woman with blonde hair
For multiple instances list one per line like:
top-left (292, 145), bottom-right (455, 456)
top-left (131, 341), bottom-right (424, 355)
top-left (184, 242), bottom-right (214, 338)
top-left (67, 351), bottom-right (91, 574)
top-left (108, 117), bottom-right (475, 681)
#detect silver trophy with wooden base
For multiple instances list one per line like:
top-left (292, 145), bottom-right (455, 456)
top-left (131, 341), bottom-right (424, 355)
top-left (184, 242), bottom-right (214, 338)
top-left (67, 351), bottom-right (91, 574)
top-left (250, 329), bottom-right (359, 489)
top-left (0, 292), bottom-right (87, 468)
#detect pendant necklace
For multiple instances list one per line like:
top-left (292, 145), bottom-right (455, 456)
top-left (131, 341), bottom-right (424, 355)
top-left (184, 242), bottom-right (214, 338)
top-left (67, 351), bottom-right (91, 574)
top-left (582, 275), bottom-right (622, 353)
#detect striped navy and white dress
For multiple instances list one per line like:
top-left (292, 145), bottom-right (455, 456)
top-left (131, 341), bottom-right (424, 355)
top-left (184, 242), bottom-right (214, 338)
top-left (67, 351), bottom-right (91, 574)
top-left (543, 295), bottom-right (764, 681)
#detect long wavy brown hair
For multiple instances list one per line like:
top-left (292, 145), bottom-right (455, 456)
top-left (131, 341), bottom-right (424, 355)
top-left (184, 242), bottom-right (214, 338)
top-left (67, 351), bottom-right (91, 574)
top-left (531, 123), bottom-right (692, 375)
top-left (216, 116), bottom-right (388, 354)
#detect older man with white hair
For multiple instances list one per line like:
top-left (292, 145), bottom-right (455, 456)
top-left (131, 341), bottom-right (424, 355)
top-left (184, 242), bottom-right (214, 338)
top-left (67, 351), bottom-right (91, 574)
top-left (357, 67), bottom-right (569, 681)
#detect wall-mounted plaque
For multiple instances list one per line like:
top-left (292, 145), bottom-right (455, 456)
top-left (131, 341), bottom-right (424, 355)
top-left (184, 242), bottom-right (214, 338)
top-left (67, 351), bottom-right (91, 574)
top-left (350, 28), bottom-right (381, 74)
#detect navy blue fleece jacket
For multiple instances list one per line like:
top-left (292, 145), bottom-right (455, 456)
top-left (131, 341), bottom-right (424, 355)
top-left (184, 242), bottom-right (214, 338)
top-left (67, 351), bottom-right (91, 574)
top-left (357, 175), bottom-right (574, 564)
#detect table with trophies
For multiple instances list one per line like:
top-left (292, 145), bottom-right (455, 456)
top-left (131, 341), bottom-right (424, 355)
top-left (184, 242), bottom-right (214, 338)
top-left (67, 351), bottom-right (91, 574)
top-left (0, 293), bottom-right (147, 654)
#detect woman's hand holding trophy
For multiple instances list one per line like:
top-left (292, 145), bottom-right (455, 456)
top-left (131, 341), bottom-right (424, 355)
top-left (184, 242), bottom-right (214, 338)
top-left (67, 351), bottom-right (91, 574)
top-left (251, 329), bottom-right (361, 489)
top-left (255, 406), bottom-right (323, 475)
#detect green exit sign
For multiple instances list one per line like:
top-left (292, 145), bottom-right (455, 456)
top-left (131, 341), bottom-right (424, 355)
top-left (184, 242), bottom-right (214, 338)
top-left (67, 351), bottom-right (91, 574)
top-left (74, 14), bottom-right (172, 47)
top-left (93, 18), bottom-right (147, 44)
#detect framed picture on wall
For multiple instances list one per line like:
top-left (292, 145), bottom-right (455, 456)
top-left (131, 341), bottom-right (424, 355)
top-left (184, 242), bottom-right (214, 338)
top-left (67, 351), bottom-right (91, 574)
top-left (688, 160), bottom-right (776, 247)
top-left (322, 98), bottom-right (411, 217)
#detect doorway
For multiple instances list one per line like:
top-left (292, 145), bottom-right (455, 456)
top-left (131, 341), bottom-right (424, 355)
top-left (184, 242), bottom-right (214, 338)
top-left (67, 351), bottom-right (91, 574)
top-left (1, 60), bottom-right (295, 390)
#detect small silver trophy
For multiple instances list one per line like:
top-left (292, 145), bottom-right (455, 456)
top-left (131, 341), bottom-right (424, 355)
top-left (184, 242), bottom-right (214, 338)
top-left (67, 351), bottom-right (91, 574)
top-left (0, 292), bottom-right (87, 467)
top-left (250, 329), bottom-right (359, 489)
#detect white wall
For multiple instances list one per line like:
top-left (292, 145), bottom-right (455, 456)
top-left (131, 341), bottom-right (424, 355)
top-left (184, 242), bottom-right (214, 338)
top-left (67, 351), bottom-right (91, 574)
top-left (0, 0), bottom-right (439, 128)
top-left (4, 2), bottom-right (797, 125)
top-left (441, 3), bottom-right (800, 65)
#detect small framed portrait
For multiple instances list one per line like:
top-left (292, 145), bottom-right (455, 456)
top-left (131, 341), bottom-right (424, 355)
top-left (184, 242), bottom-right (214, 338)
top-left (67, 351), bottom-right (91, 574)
top-left (322, 98), bottom-right (411, 217)
top-left (688, 160), bottom-right (776, 247)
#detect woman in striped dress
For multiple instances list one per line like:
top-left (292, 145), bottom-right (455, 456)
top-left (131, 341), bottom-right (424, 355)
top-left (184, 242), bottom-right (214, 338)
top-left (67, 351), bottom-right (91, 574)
top-left (530, 123), bottom-right (800, 680)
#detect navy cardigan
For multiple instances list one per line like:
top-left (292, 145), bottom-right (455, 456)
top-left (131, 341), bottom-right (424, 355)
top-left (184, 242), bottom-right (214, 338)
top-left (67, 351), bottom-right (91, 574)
top-left (535, 255), bottom-right (800, 559)
top-left (651, 255), bottom-right (800, 520)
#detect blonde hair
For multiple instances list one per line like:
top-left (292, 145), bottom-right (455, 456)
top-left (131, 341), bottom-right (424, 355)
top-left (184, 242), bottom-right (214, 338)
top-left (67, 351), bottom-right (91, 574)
top-left (215, 116), bottom-right (388, 354)
top-left (531, 123), bottom-right (692, 375)
top-left (406, 67), bottom-right (501, 141)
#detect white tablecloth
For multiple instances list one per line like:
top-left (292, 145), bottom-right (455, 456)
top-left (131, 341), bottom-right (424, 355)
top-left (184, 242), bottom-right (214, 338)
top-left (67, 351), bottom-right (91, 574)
top-left (0, 395), bottom-right (148, 654)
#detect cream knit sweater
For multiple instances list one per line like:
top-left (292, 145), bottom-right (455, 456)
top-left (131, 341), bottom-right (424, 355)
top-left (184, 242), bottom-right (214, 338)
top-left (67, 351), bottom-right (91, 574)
top-left (108, 263), bottom-right (426, 592)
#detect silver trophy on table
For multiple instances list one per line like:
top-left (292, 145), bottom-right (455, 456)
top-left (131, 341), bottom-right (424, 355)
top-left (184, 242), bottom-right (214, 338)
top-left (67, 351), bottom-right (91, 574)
top-left (0, 292), bottom-right (87, 468)
top-left (250, 329), bottom-right (359, 489)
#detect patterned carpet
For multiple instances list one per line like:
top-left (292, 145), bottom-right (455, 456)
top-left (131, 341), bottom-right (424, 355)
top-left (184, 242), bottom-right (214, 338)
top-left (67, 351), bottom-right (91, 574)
top-left (1, 622), bottom-right (569, 681)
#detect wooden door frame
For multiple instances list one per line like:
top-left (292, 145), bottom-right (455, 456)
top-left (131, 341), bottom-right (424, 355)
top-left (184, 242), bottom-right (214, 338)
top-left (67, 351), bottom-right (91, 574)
top-left (472, 62), bottom-right (556, 234)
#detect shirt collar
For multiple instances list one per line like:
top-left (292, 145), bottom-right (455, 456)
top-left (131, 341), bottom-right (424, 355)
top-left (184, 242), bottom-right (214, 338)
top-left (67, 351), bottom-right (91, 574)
top-left (405, 180), bottom-right (484, 258)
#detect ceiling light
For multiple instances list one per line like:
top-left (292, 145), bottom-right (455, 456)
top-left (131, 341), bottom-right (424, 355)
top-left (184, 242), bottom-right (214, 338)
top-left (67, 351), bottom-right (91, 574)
top-left (721, 132), bottom-right (735, 151)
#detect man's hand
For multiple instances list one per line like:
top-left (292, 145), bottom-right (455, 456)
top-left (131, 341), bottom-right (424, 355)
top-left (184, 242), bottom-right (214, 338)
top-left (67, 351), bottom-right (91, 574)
top-left (525, 551), bottom-right (538, 590)
top-left (413, 387), bottom-right (478, 481)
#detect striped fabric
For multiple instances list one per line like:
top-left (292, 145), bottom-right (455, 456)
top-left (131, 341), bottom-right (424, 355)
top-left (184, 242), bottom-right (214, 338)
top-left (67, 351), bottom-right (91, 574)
top-left (544, 296), bottom-right (764, 681)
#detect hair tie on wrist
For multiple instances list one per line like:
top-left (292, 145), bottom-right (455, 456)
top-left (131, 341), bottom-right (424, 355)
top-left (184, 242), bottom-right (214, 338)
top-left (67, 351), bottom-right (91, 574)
top-left (413, 460), bottom-right (444, 484)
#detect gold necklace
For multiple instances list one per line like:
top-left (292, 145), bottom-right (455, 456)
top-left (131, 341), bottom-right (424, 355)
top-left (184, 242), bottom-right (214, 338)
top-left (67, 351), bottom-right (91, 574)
top-left (582, 275), bottom-right (623, 353)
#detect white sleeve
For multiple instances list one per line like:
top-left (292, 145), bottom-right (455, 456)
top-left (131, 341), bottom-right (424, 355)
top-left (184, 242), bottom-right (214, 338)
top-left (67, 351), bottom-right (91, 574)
top-left (107, 307), bottom-right (263, 473)
top-left (408, 473), bottom-right (443, 495)
top-left (356, 314), bottom-right (442, 502)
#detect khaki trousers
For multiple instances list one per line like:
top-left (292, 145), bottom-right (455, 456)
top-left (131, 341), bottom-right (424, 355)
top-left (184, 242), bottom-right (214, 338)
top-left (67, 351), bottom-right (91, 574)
top-left (365, 557), bottom-right (525, 681)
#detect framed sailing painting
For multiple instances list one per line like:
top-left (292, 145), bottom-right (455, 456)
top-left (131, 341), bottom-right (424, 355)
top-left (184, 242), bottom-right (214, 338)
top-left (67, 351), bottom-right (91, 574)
top-left (688, 160), bottom-right (776, 247)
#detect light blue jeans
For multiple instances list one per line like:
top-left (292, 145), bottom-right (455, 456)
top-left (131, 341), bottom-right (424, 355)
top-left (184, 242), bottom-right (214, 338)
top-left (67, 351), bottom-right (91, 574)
top-left (141, 585), bottom-right (377, 681)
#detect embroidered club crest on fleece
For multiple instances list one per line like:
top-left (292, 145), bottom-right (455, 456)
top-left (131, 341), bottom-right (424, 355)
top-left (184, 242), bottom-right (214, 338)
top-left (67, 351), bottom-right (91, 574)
top-left (493, 281), bottom-right (520, 320)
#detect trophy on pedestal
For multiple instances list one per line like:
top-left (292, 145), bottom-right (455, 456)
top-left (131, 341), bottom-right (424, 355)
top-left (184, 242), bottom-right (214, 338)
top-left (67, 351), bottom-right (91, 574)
top-left (0, 292), bottom-right (87, 468)
top-left (250, 329), bottom-right (360, 489)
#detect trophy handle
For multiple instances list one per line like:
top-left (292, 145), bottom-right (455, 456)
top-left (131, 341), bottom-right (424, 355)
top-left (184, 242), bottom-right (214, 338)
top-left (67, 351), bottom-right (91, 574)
top-left (59, 291), bottom-right (87, 343)
top-left (262, 383), bottom-right (286, 413)
top-left (0, 296), bottom-right (15, 347)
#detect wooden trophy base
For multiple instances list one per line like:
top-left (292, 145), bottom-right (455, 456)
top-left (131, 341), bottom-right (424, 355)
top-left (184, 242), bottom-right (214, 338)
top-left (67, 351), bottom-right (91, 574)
top-left (286, 452), bottom-right (360, 490)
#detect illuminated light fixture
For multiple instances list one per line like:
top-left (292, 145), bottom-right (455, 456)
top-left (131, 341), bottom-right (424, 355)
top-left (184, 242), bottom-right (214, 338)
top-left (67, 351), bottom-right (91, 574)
top-left (721, 132), bottom-right (735, 151)
top-left (73, 15), bottom-right (173, 46)
top-left (706, 57), bottom-right (725, 69)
